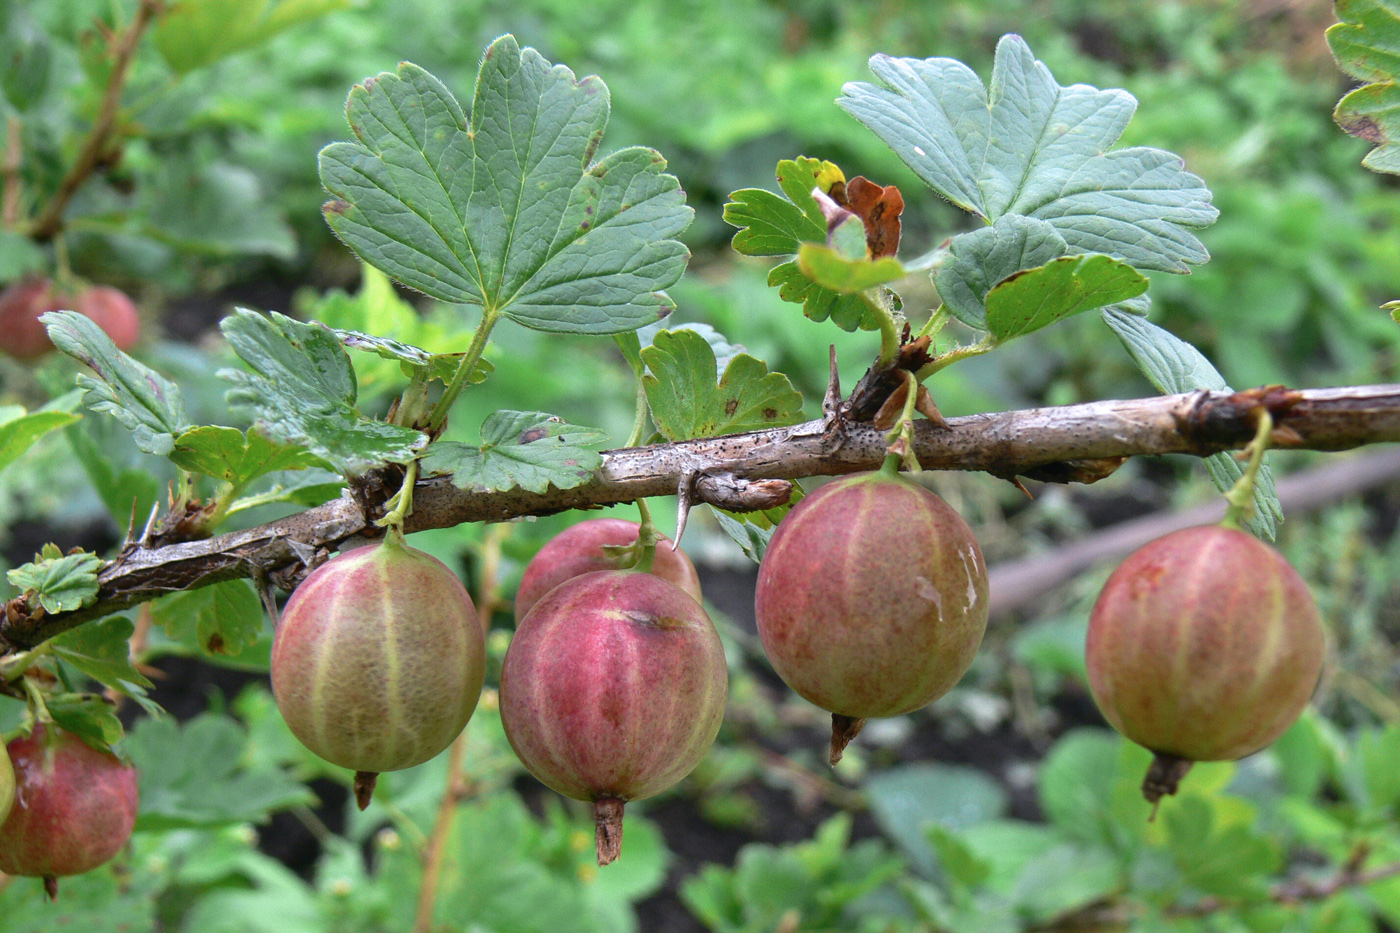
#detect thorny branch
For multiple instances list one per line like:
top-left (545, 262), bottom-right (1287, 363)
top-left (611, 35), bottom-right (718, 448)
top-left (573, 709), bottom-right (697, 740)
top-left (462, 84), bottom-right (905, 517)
top-left (3, 383), bottom-right (1400, 650)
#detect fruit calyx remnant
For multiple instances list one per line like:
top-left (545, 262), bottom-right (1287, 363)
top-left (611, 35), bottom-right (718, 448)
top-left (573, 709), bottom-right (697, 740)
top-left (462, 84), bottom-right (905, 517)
top-left (1143, 752), bottom-right (1194, 818)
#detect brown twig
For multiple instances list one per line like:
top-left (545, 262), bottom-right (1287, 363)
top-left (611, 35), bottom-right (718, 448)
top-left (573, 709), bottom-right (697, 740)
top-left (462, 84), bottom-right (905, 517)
top-left (4, 384), bottom-right (1400, 649)
top-left (28, 0), bottom-right (163, 241)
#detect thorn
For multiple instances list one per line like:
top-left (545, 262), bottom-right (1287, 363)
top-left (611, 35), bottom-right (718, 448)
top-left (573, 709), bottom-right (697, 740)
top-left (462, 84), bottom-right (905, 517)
top-left (673, 470), bottom-right (698, 546)
top-left (822, 345), bottom-right (842, 418)
top-left (123, 497), bottom-right (141, 547)
top-left (1011, 477), bottom-right (1034, 499)
top-left (250, 563), bottom-right (282, 631)
top-left (914, 385), bottom-right (950, 430)
top-left (138, 502), bottom-right (161, 548)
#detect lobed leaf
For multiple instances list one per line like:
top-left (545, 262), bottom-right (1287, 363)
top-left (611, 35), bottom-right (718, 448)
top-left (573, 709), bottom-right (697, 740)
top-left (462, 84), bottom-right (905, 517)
top-left (46, 693), bottom-right (125, 753)
top-left (421, 410), bottom-right (608, 494)
top-left (218, 309), bottom-right (427, 475)
top-left (42, 310), bottom-right (187, 456)
top-left (838, 34), bottom-right (1217, 272)
top-left (170, 426), bottom-right (326, 487)
top-left (150, 580), bottom-right (267, 658)
top-left (51, 616), bottom-right (158, 712)
top-left (6, 543), bottom-right (102, 614)
top-left (126, 714), bottom-right (316, 829)
top-left (641, 329), bottom-right (804, 441)
top-left (1329, 0), bottom-right (1400, 173)
top-left (984, 254), bottom-right (1148, 341)
top-left (0, 405), bottom-right (80, 473)
top-left (319, 37), bottom-right (692, 335)
top-left (935, 215), bottom-right (1069, 327)
top-left (1102, 307), bottom-right (1282, 539)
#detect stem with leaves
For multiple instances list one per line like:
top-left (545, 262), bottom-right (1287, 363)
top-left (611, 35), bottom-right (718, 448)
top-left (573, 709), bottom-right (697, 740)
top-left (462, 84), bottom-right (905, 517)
top-left (29, 0), bottom-right (165, 241)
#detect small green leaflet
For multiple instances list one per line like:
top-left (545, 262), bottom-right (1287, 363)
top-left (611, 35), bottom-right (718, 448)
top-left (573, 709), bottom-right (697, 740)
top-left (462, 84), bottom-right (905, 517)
top-left (43, 310), bottom-right (188, 456)
top-left (421, 410), bottom-right (608, 494)
top-left (219, 309), bottom-right (427, 475)
top-left (150, 579), bottom-right (267, 657)
top-left (985, 254), bottom-right (1148, 341)
top-left (152, 0), bottom-right (349, 75)
top-left (725, 158), bottom-right (881, 331)
top-left (1103, 307), bottom-right (1282, 540)
top-left (334, 329), bottom-right (493, 384)
top-left (1329, 0), bottom-right (1400, 174)
top-left (6, 543), bottom-right (102, 614)
top-left (711, 508), bottom-right (775, 563)
top-left (0, 404), bottom-right (79, 473)
top-left (170, 425), bottom-right (326, 487)
top-left (46, 693), bottom-right (125, 753)
top-left (319, 36), bottom-right (693, 335)
top-left (125, 714), bottom-right (316, 829)
top-left (626, 320), bottom-right (747, 377)
top-left (51, 616), bottom-right (161, 716)
top-left (642, 329), bottom-right (804, 441)
top-left (839, 35), bottom-right (1217, 273)
top-left (797, 243), bottom-right (906, 294)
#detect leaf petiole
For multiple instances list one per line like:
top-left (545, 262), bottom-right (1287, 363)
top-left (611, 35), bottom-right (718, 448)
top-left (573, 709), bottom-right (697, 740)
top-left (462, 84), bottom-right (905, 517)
top-left (1221, 409), bottom-right (1273, 531)
top-left (863, 289), bottom-right (902, 368)
top-left (915, 305), bottom-right (950, 341)
top-left (426, 308), bottom-right (500, 434)
top-left (914, 335), bottom-right (996, 381)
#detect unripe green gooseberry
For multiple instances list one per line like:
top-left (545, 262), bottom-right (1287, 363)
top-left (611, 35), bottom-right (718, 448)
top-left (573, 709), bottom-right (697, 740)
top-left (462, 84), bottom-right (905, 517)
top-left (271, 533), bottom-right (486, 808)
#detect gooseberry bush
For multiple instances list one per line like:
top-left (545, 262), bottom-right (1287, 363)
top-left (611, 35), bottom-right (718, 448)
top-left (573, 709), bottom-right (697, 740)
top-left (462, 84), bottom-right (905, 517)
top-left (5, 1), bottom-right (1400, 929)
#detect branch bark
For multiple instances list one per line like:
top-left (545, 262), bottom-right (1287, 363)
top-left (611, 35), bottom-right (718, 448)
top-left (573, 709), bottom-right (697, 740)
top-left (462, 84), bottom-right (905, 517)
top-left (4, 383), bottom-right (1399, 649)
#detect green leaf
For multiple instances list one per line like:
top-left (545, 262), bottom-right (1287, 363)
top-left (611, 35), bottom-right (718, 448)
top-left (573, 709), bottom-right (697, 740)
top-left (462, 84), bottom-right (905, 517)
top-left (6, 543), bottom-right (102, 614)
top-left (170, 425), bottom-right (325, 487)
top-left (1010, 842), bottom-right (1121, 921)
top-left (927, 825), bottom-right (993, 891)
top-left (1163, 794), bottom-right (1279, 898)
top-left (149, 579), bottom-right (267, 658)
top-left (984, 254), bottom-right (1148, 341)
top-left (796, 243), bottom-right (907, 293)
top-left (0, 9), bottom-right (50, 111)
top-left (1102, 307), bottom-right (1281, 540)
top-left (767, 261), bottom-right (883, 331)
top-left (865, 763), bottom-right (1008, 876)
top-left (0, 864), bottom-right (157, 932)
top-left (641, 329), bottom-right (804, 441)
top-left (1038, 729), bottom-right (1151, 851)
top-left (46, 693), bottom-right (124, 752)
top-left (0, 406), bottom-right (79, 473)
top-left (126, 714), bottom-right (316, 829)
top-left (219, 309), bottom-right (427, 474)
top-left (1329, 0), bottom-right (1400, 173)
top-left (421, 410), bottom-right (607, 494)
top-left (636, 320), bottom-right (747, 376)
top-left (711, 508), bottom-right (775, 563)
top-left (152, 0), bottom-right (349, 74)
top-left (141, 162), bottom-right (297, 260)
top-left (935, 215), bottom-right (1068, 327)
top-left (0, 229), bottom-right (46, 283)
top-left (334, 329), bottom-right (493, 384)
top-left (65, 420), bottom-right (163, 529)
top-left (838, 34), bottom-right (1217, 272)
top-left (42, 310), bottom-right (187, 456)
top-left (319, 39), bottom-right (692, 334)
top-left (725, 157), bottom-right (882, 331)
top-left (51, 615), bottom-right (157, 706)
